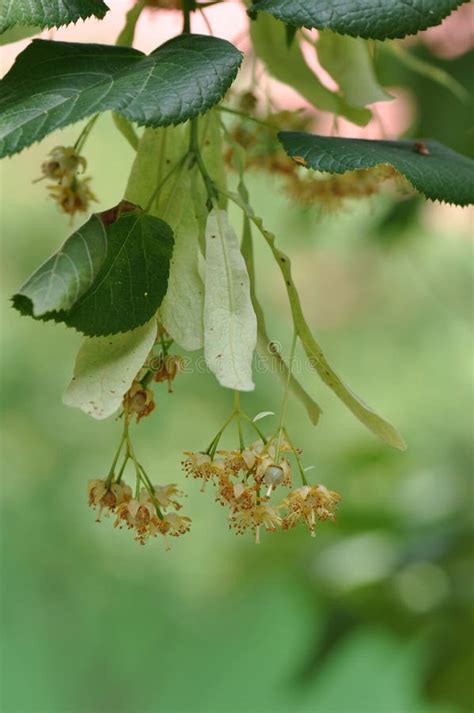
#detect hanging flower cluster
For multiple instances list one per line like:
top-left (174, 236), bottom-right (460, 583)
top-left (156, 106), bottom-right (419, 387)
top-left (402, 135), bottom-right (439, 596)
top-left (86, 328), bottom-right (192, 548)
top-left (39, 144), bottom-right (97, 217)
top-left (184, 409), bottom-right (341, 544)
top-left (224, 101), bottom-right (411, 209)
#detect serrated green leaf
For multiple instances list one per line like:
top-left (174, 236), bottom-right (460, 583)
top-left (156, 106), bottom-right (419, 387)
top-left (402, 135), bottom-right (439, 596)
top-left (13, 210), bottom-right (174, 336)
top-left (278, 132), bottom-right (474, 206)
top-left (317, 31), bottom-right (392, 107)
top-left (224, 188), bottom-right (406, 449)
top-left (204, 209), bottom-right (257, 392)
top-left (0, 34), bottom-right (243, 158)
top-left (250, 1), bottom-right (467, 40)
top-left (12, 215), bottom-right (107, 317)
top-left (0, 0), bottom-right (109, 32)
top-left (0, 25), bottom-right (40, 44)
top-left (63, 319), bottom-right (157, 420)
top-left (250, 13), bottom-right (370, 126)
top-left (126, 124), bottom-right (205, 351)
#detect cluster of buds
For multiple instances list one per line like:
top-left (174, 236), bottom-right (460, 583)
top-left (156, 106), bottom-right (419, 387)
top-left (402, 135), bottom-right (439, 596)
top-left (183, 434), bottom-right (340, 543)
top-left (88, 478), bottom-right (191, 547)
top-left (39, 145), bottom-right (97, 217)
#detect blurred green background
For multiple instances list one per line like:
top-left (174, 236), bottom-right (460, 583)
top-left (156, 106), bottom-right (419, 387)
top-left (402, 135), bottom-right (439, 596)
top-left (1, 39), bottom-right (473, 713)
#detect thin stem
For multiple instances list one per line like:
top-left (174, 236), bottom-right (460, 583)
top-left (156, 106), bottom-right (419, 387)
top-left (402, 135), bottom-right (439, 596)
top-left (198, 6), bottom-right (213, 34)
top-left (189, 117), bottom-right (218, 205)
top-left (275, 331), bottom-right (297, 463)
top-left (74, 114), bottom-right (100, 153)
top-left (116, 452), bottom-right (130, 483)
top-left (116, 0), bottom-right (146, 47)
top-left (205, 411), bottom-right (235, 457)
top-left (234, 391), bottom-right (245, 451)
top-left (284, 428), bottom-right (308, 486)
top-left (106, 428), bottom-right (127, 485)
top-left (240, 412), bottom-right (267, 443)
top-left (182, 0), bottom-right (193, 33)
top-left (218, 106), bottom-right (279, 130)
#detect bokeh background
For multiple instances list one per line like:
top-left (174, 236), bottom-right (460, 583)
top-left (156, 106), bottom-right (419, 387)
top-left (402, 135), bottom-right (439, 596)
top-left (1, 3), bottom-right (473, 712)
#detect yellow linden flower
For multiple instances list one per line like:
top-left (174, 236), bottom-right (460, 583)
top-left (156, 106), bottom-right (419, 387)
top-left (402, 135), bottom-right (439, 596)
top-left (161, 512), bottom-right (192, 537)
top-left (229, 501), bottom-right (282, 544)
top-left (41, 146), bottom-right (86, 181)
top-left (153, 483), bottom-right (184, 510)
top-left (153, 354), bottom-right (184, 392)
top-left (215, 476), bottom-right (257, 509)
top-left (48, 176), bottom-right (97, 217)
top-left (183, 452), bottom-right (226, 489)
top-left (115, 489), bottom-right (161, 545)
top-left (283, 485), bottom-right (341, 537)
top-left (87, 479), bottom-right (132, 521)
top-left (123, 381), bottom-right (155, 423)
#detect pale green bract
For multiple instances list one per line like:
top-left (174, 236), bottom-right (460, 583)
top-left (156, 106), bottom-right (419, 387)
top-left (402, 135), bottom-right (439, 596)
top-left (317, 31), bottom-right (392, 107)
top-left (204, 209), bottom-right (257, 392)
top-left (126, 125), bottom-right (205, 351)
top-left (224, 189), bottom-right (406, 449)
top-left (158, 167), bottom-right (204, 351)
top-left (63, 319), bottom-right (157, 420)
top-left (250, 13), bottom-right (370, 126)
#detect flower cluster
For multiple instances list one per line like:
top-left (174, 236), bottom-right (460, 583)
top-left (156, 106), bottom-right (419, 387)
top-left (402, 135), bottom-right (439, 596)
top-left (224, 105), bottom-right (411, 209)
top-left (184, 434), bottom-right (340, 543)
top-left (88, 478), bottom-right (191, 547)
top-left (115, 485), bottom-right (191, 546)
top-left (39, 145), bottom-right (97, 217)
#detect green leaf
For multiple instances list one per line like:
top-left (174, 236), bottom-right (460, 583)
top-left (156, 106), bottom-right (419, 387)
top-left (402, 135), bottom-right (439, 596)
top-left (0, 34), bottom-right (243, 158)
top-left (13, 208), bottom-right (174, 336)
top-left (126, 124), bottom-right (205, 351)
top-left (0, 0), bottom-right (109, 32)
top-left (13, 215), bottom-right (108, 317)
top-left (278, 132), bottom-right (474, 206)
top-left (204, 209), bottom-right (257, 392)
top-left (224, 189), bottom-right (406, 450)
top-left (250, 13), bottom-right (370, 126)
top-left (317, 31), bottom-right (392, 107)
top-left (250, 0), bottom-right (467, 40)
top-left (63, 319), bottom-right (157, 419)
top-left (0, 25), bottom-right (40, 44)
